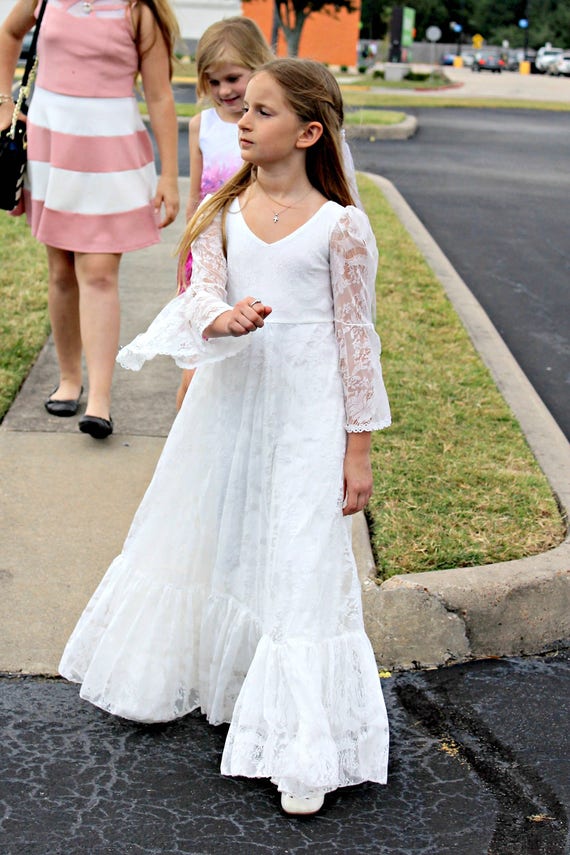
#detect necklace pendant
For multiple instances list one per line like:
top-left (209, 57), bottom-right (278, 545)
top-left (272, 212), bottom-right (280, 223)
top-left (83, 1), bottom-right (92, 12)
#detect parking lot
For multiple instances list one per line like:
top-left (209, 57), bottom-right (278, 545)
top-left (403, 63), bottom-right (570, 101)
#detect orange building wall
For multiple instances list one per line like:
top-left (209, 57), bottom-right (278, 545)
top-left (243, 1), bottom-right (361, 68)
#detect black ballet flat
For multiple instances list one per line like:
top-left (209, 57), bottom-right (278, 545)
top-left (44, 386), bottom-right (83, 417)
top-left (78, 414), bottom-right (113, 439)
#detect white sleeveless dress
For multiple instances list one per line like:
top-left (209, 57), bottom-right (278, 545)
top-left (198, 108), bottom-right (243, 199)
top-left (59, 200), bottom-right (392, 798)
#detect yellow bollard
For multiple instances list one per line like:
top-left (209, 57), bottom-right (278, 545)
top-left (519, 60), bottom-right (531, 75)
top-left (453, 55), bottom-right (464, 68)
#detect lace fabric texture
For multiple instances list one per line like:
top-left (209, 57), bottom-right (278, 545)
top-left (119, 202), bottom-right (391, 433)
top-left (62, 200), bottom-right (391, 796)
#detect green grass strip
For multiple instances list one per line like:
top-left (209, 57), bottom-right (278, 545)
top-left (344, 109), bottom-right (406, 126)
top-left (360, 176), bottom-right (564, 578)
top-left (148, 102), bottom-right (406, 126)
top-left (342, 89), bottom-right (570, 111)
top-left (0, 214), bottom-right (49, 419)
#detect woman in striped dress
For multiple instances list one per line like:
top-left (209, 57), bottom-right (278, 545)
top-left (0, 0), bottom-right (179, 438)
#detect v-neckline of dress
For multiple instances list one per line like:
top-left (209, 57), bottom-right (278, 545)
top-left (234, 198), bottom-right (335, 247)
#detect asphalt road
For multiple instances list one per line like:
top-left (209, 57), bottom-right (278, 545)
top-left (177, 107), bottom-right (570, 440)
top-left (350, 108), bottom-right (570, 441)
top-left (1, 651), bottom-right (569, 854)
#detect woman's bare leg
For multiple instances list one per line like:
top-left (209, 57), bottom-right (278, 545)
top-left (176, 368), bottom-right (196, 410)
top-left (74, 252), bottom-right (121, 421)
top-left (46, 245), bottom-right (83, 401)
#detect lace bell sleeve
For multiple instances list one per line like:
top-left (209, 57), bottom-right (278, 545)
top-left (330, 206), bottom-right (391, 433)
top-left (117, 213), bottom-right (250, 371)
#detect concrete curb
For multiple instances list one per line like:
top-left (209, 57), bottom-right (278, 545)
top-left (357, 173), bottom-right (570, 671)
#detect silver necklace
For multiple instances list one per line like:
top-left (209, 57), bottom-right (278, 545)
top-left (257, 182), bottom-right (313, 223)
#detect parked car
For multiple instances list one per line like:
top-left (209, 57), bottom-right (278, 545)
top-left (505, 49), bottom-right (521, 71)
top-left (504, 48), bottom-right (536, 71)
top-left (535, 45), bottom-right (563, 73)
top-left (472, 50), bottom-right (505, 73)
top-left (440, 52), bottom-right (456, 66)
top-left (548, 52), bottom-right (570, 76)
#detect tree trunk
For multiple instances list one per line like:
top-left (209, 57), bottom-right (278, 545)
top-left (270, 4), bottom-right (281, 51)
top-left (276, 3), bottom-right (308, 57)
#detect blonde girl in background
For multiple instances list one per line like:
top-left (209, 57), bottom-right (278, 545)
top-left (0, 0), bottom-right (180, 438)
top-left (175, 15), bottom-right (273, 409)
top-left (60, 58), bottom-right (391, 816)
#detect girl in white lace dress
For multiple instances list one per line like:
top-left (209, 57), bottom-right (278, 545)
top-left (59, 58), bottom-right (392, 816)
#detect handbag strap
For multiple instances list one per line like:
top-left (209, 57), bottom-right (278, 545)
top-left (8, 0), bottom-right (49, 137)
top-left (21, 0), bottom-right (49, 93)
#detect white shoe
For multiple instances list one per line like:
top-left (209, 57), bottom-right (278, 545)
top-left (280, 792), bottom-right (325, 816)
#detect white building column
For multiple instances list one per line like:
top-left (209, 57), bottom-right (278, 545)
top-left (175, 0), bottom-right (241, 42)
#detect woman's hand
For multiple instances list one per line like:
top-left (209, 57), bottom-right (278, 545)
top-left (0, 99), bottom-right (15, 131)
top-left (204, 297), bottom-right (272, 339)
top-left (154, 174), bottom-right (179, 228)
top-left (343, 432), bottom-right (373, 516)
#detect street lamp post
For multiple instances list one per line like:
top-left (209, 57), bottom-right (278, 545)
top-left (520, 0), bottom-right (530, 60)
top-left (450, 21), bottom-right (462, 57)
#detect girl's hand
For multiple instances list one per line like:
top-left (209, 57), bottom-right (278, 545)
top-left (343, 433), bottom-right (373, 516)
top-left (205, 297), bottom-right (272, 339)
top-left (154, 175), bottom-right (179, 228)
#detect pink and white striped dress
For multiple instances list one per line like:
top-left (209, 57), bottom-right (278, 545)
top-left (23, 0), bottom-right (159, 253)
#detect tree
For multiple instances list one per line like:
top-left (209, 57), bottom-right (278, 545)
top-left (359, 0), bottom-right (391, 40)
top-left (270, 0), bottom-right (357, 57)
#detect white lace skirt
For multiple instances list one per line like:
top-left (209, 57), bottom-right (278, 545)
top-left (59, 323), bottom-right (389, 796)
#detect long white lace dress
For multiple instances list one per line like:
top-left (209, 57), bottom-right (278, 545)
top-left (59, 199), bottom-right (392, 798)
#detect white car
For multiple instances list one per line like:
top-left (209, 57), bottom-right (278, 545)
top-left (549, 52), bottom-right (570, 76)
top-left (535, 46), bottom-right (563, 73)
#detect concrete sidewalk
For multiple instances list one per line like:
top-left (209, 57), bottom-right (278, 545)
top-left (367, 64), bottom-right (570, 103)
top-left (0, 185), bottom-right (183, 674)
top-left (423, 65), bottom-right (570, 102)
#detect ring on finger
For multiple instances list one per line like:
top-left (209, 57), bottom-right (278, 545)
top-left (248, 298), bottom-right (262, 308)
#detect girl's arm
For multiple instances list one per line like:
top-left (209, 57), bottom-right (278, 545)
top-left (330, 206), bottom-right (391, 516)
top-left (330, 206), bottom-right (391, 434)
top-left (137, 2), bottom-right (179, 228)
top-left (186, 112), bottom-right (203, 221)
top-left (187, 216), bottom-right (271, 338)
top-left (0, 0), bottom-right (36, 130)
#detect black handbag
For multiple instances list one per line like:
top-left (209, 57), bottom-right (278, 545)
top-left (0, 0), bottom-right (48, 211)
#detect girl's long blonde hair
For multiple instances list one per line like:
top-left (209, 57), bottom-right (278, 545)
top-left (195, 16), bottom-right (274, 100)
top-left (134, 0), bottom-right (180, 79)
top-left (178, 58), bottom-right (355, 284)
